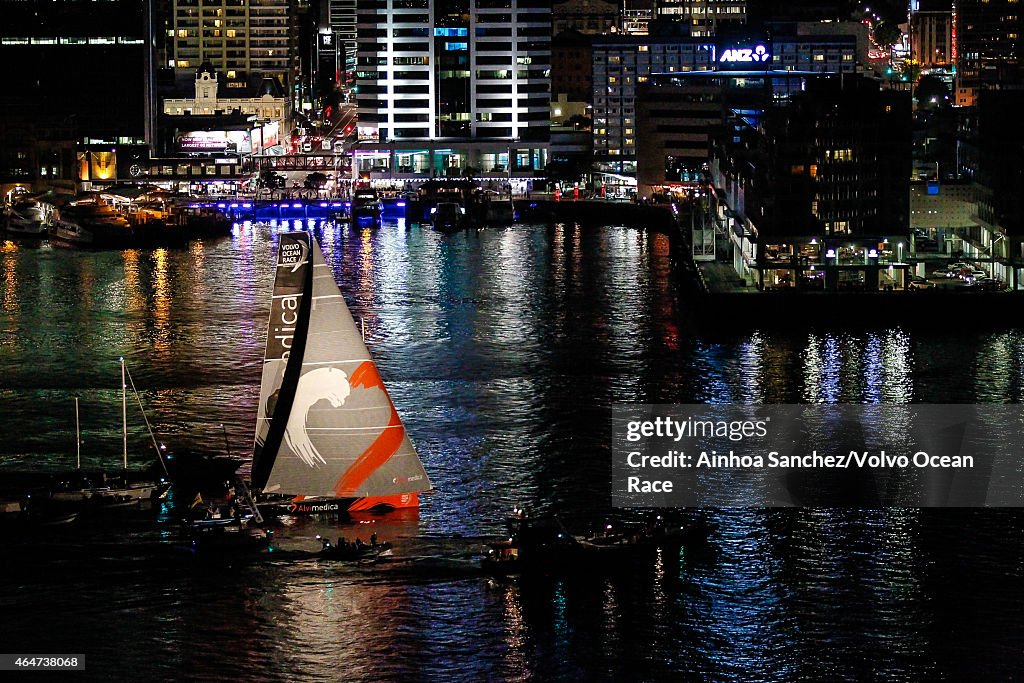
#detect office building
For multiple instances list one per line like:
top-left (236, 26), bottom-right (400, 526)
top-left (166, 0), bottom-right (293, 87)
top-left (912, 10), bottom-right (953, 68)
top-left (655, 0), bottom-right (746, 37)
top-left (592, 32), bottom-right (856, 175)
top-left (553, 0), bottom-right (618, 35)
top-left (958, 90), bottom-right (1024, 285)
top-left (353, 0), bottom-right (551, 186)
top-left (708, 75), bottom-right (911, 290)
top-left (954, 0), bottom-right (1024, 106)
top-left (0, 0), bottom-right (154, 145)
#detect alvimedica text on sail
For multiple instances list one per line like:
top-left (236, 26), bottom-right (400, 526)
top-left (612, 405), bottom-right (1024, 507)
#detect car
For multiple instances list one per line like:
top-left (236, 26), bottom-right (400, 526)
top-left (977, 277), bottom-right (1005, 291)
top-left (969, 268), bottom-right (987, 279)
top-left (908, 276), bottom-right (934, 290)
top-left (948, 261), bottom-right (970, 271)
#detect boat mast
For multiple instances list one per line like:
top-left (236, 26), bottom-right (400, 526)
top-left (75, 396), bottom-right (81, 471)
top-left (121, 357), bottom-right (127, 472)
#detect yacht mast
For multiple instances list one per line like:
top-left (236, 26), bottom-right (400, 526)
top-left (75, 396), bottom-right (81, 470)
top-left (121, 357), bottom-right (128, 472)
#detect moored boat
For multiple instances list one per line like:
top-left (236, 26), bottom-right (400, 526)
top-left (3, 199), bottom-right (54, 238)
top-left (47, 211), bottom-right (95, 247)
top-left (44, 362), bottom-right (170, 510)
top-left (431, 202), bottom-right (469, 231)
top-left (351, 188), bottom-right (382, 226)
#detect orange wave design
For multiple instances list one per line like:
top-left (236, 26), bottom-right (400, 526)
top-left (334, 361), bottom-right (405, 497)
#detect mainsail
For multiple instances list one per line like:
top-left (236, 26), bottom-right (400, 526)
top-left (251, 232), bottom-right (431, 501)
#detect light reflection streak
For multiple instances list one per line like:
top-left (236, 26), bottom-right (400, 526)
top-left (122, 249), bottom-right (144, 313)
top-left (151, 248), bottom-right (171, 353)
top-left (2, 247), bottom-right (18, 316)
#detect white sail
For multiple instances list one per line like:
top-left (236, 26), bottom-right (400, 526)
top-left (252, 232), bottom-right (431, 500)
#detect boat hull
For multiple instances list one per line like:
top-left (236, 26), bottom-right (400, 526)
top-left (50, 481), bottom-right (170, 505)
top-left (258, 492), bottom-right (419, 516)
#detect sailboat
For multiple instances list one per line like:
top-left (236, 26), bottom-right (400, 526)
top-left (49, 359), bottom-right (170, 506)
top-left (250, 231), bottom-right (432, 515)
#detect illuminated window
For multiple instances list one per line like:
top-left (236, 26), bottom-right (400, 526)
top-left (226, 70), bottom-right (236, 78)
top-left (638, 45), bottom-right (648, 52)
top-left (177, 29), bottom-right (188, 38)
top-left (809, 164), bottom-right (817, 177)
top-left (226, 29), bottom-right (236, 38)
top-left (177, 60), bottom-right (190, 67)
top-left (624, 128), bottom-right (633, 135)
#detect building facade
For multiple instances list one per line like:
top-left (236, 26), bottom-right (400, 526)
top-left (166, 0), bottom-right (293, 87)
top-left (0, 0), bottom-right (154, 145)
top-left (353, 0), bottom-right (551, 185)
top-left (655, 0), bottom-right (746, 37)
top-left (911, 10), bottom-right (953, 69)
top-left (553, 0), bottom-right (618, 35)
top-left (954, 0), bottom-right (1024, 106)
top-left (592, 33), bottom-right (857, 174)
top-left (708, 75), bottom-right (912, 291)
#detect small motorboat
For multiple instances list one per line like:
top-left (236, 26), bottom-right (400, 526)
top-left (316, 535), bottom-right (393, 561)
top-left (182, 516), bottom-right (271, 554)
top-left (431, 202), bottom-right (469, 231)
top-left (351, 189), bottom-right (382, 226)
top-left (481, 510), bottom-right (700, 575)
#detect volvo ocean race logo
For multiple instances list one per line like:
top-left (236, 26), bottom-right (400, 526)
top-left (284, 367), bottom-right (352, 467)
top-left (719, 44), bottom-right (770, 64)
top-left (272, 238), bottom-right (308, 360)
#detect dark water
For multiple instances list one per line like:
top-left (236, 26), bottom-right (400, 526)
top-left (1, 224), bottom-right (1023, 681)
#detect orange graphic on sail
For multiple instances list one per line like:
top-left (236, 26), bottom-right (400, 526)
top-left (334, 361), bottom-right (405, 497)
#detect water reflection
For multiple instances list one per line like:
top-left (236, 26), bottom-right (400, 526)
top-left (0, 222), bottom-right (1021, 679)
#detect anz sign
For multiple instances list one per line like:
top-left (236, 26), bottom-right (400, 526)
top-left (717, 44), bottom-right (771, 70)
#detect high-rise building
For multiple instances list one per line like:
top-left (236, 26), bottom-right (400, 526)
top-left (166, 0), bottom-right (294, 88)
top-left (552, 0), bottom-right (618, 35)
top-left (622, 0), bottom-right (655, 35)
top-left (911, 10), bottom-right (953, 68)
top-left (655, 0), bottom-right (746, 37)
top-left (709, 75), bottom-right (912, 290)
top-left (356, 0), bottom-right (550, 141)
top-left (0, 0), bottom-right (154, 144)
top-left (958, 89), bottom-right (1024, 285)
top-left (954, 0), bottom-right (1024, 105)
top-left (353, 0), bottom-right (551, 185)
top-left (592, 32), bottom-right (857, 174)
top-left (319, 0), bottom-right (357, 86)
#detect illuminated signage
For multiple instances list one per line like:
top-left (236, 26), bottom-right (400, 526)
top-left (719, 44), bottom-right (770, 64)
top-left (178, 130), bottom-right (251, 154)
